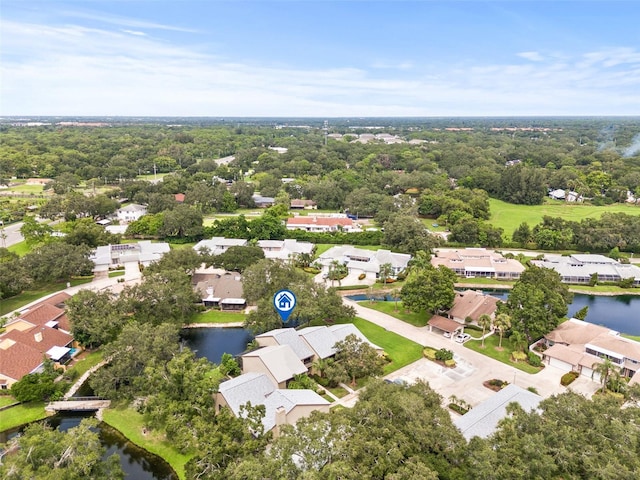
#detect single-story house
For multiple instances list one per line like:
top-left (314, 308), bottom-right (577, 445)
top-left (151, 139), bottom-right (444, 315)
top-left (192, 271), bottom-right (245, 310)
top-left (255, 328), bottom-right (315, 367)
top-left (448, 290), bottom-right (500, 324)
top-left (290, 199), bottom-right (317, 210)
top-left (252, 194), bottom-right (275, 208)
top-left (548, 189), bottom-right (566, 200)
top-left (215, 372), bottom-right (329, 437)
top-left (317, 246), bottom-right (411, 281)
top-left (542, 319), bottom-right (640, 382)
top-left (454, 384), bottom-right (542, 440)
top-left (241, 345), bottom-right (308, 388)
top-left (193, 237), bottom-right (248, 256)
top-left (431, 249), bottom-right (525, 280)
top-left (116, 203), bottom-right (147, 223)
top-left (257, 239), bottom-right (315, 261)
top-left (286, 215), bottom-right (360, 233)
top-left (91, 241), bottom-right (170, 270)
top-left (531, 254), bottom-right (640, 286)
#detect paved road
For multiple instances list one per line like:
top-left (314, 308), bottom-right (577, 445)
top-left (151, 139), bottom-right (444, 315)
top-left (0, 221), bottom-right (24, 248)
top-left (344, 298), bottom-right (600, 409)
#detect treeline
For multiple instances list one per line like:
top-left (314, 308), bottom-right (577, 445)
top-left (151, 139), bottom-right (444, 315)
top-left (513, 212), bottom-right (640, 253)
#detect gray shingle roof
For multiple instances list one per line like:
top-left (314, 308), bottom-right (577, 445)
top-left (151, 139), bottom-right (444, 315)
top-left (454, 384), bottom-right (542, 440)
top-left (255, 328), bottom-right (314, 361)
top-left (242, 345), bottom-right (308, 383)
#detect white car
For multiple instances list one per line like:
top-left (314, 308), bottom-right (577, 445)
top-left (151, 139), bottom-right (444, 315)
top-left (455, 333), bottom-right (471, 343)
top-left (443, 331), bottom-right (452, 338)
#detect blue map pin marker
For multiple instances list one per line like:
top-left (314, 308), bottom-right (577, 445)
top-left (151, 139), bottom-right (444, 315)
top-left (274, 289), bottom-right (297, 323)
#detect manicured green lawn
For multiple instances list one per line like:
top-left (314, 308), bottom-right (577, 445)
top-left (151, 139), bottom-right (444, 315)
top-left (66, 350), bottom-right (105, 377)
top-left (352, 317), bottom-right (424, 374)
top-left (622, 334), bottom-right (640, 342)
top-left (0, 277), bottom-right (93, 316)
top-left (0, 402), bottom-right (48, 431)
top-left (464, 334), bottom-right (542, 374)
top-left (168, 242), bottom-right (197, 250)
top-left (190, 310), bottom-right (246, 324)
top-left (102, 407), bottom-right (192, 480)
top-left (0, 396), bottom-right (18, 408)
top-left (8, 240), bottom-right (30, 256)
top-left (489, 197), bottom-right (640, 237)
top-left (358, 300), bottom-right (428, 327)
top-left (456, 277), bottom-right (516, 286)
top-left (108, 270), bottom-right (125, 278)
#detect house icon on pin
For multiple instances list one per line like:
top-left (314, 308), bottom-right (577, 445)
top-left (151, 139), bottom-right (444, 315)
top-left (278, 293), bottom-right (292, 309)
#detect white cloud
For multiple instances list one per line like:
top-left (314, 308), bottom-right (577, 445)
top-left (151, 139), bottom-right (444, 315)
top-left (517, 51), bottom-right (544, 62)
top-left (2, 16), bottom-right (640, 116)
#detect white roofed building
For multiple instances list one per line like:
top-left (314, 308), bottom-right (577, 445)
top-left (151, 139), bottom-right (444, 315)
top-left (531, 254), bottom-right (640, 286)
top-left (91, 241), bottom-right (170, 270)
top-left (317, 245), bottom-right (411, 281)
top-left (193, 237), bottom-right (248, 256)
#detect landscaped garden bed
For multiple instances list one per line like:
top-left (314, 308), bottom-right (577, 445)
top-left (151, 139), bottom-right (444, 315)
top-left (483, 379), bottom-right (509, 392)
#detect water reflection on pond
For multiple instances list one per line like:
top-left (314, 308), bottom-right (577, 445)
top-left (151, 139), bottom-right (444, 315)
top-left (182, 327), bottom-right (253, 363)
top-left (1, 412), bottom-right (177, 480)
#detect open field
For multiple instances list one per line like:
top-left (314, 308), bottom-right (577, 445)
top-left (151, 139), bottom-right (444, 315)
top-left (489, 198), bottom-right (640, 237)
top-left (358, 300), bottom-right (428, 327)
top-left (190, 310), bottom-right (246, 324)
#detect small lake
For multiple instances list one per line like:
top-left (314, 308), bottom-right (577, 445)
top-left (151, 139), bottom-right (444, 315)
top-left (348, 291), bottom-right (640, 336)
top-left (182, 327), bottom-right (254, 364)
top-left (0, 412), bottom-right (177, 480)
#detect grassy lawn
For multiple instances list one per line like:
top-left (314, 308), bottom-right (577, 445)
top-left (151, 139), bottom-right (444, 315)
top-left (622, 334), bottom-right (640, 342)
top-left (358, 300), bottom-right (428, 327)
top-left (102, 407), bottom-right (192, 480)
top-left (0, 277), bottom-right (93, 316)
top-left (465, 334), bottom-right (542, 374)
top-left (351, 317), bottom-right (424, 374)
top-left (327, 386), bottom-right (349, 398)
top-left (190, 310), bottom-right (246, 324)
top-left (489, 197), bottom-right (640, 237)
top-left (168, 242), bottom-right (197, 250)
top-left (0, 396), bottom-right (18, 408)
top-left (456, 277), bottom-right (515, 287)
top-left (8, 240), bottom-right (30, 256)
top-left (0, 402), bottom-right (48, 431)
top-left (566, 284), bottom-right (640, 295)
top-left (66, 350), bottom-right (105, 377)
top-left (108, 270), bottom-right (125, 278)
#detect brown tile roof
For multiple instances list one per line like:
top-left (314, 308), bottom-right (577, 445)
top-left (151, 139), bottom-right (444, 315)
top-left (448, 290), bottom-right (499, 321)
top-left (18, 303), bottom-right (65, 327)
top-left (194, 272), bottom-right (244, 299)
top-left (544, 320), bottom-right (611, 345)
top-left (588, 335), bottom-right (640, 362)
top-left (290, 199), bottom-right (316, 207)
top-left (4, 326), bottom-right (72, 354)
top-left (428, 315), bottom-right (463, 333)
top-left (543, 343), bottom-right (586, 365)
top-left (0, 341), bottom-right (44, 381)
top-left (41, 292), bottom-right (72, 308)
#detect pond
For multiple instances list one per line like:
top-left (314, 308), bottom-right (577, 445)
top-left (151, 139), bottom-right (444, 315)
top-left (348, 291), bottom-right (640, 336)
top-left (0, 412), bottom-right (177, 480)
top-left (181, 327), bottom-right (254, 363)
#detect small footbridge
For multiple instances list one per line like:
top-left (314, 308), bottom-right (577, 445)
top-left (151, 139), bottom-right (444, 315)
top-left (46, 397), bottom-right (111, 412)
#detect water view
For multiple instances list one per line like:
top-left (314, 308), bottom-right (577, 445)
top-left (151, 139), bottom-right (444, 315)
top-left (1, 412), bottom-right (177, 480)
top-left (182, 327), bottom-right (253, 363)
top-left (348, 292), bottom-right (640, 336)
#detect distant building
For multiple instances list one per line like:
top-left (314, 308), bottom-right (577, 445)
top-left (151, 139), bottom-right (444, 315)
top-left (317, 246), bottom-right (411, 281)
top-left (431, 249), bottom-right (525, 280)
top-left (257, 239), bottom-right (315, 261)
top-left (193, 237), bottom-right (248, 256)
top-left (91, 241), bottom-right (170, 270)
top-left (192, 271), bottom-right (245, 310)
top-left (286, 215), bottom-right (360, 233)
top-left (116, 203), bottom-right (147, 223)
top-left (548, 189), bottom-right (566, 200)
top-left (252, 194), bottom-right (275, 208)
top-left (290, 199), bottom-right (317, 210)
top-left (531, 254), bottom-right (640, 286)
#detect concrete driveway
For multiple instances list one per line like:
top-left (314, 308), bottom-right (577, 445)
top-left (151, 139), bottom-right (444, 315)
top-left (344, 299), bottom-right (601, 408)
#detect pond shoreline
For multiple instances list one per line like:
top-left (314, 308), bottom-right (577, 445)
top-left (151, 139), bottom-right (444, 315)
top-left (182, 321), bottom-right (244, 328)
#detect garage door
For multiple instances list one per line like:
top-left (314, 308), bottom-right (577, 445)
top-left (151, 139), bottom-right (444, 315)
top-left (549, 357), bottom-right (573, 372)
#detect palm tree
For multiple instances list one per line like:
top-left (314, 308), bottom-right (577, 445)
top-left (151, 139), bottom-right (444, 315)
top-left (592, 358), bottom-right (620, 392)
top-left (478, 314), bottom-right (492, 348)
top-left (391, 288), bottom-right (401, 311)
top-left (510, 330), bottom-right (528, 353)
top-left (379, 262), bottom-right (393, 285)
top-left (494, 313), bottom-right (511, 349)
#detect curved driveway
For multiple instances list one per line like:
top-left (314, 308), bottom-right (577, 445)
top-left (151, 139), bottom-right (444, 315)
top-left (343, 298), bottom-right (600, 408)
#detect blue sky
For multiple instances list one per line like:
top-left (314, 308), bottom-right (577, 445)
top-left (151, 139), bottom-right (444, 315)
top-left (2, 1), bottom-right (640, 116)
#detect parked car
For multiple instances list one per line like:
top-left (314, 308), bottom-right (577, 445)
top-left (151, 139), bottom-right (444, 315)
top-left (455, 333), bottom-right (471, 343)
top-left (443, 331), bottom-right (452, 338)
